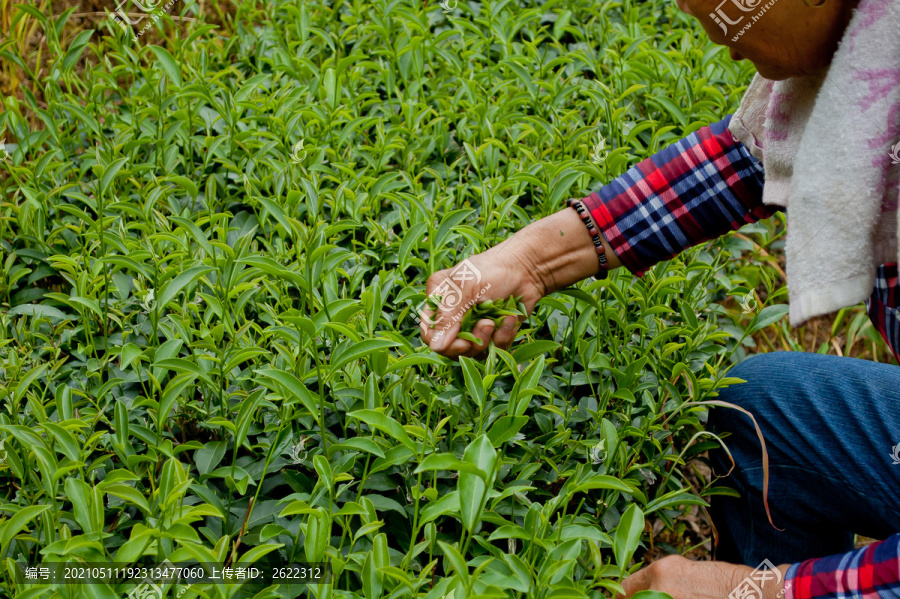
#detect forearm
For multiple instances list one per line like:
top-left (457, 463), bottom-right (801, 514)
top-left (499, 207), bottom-right (622, 295)
top-left (498, 116), bottom-right (772, 299)
top-left (620, 554), bottom-right (791, 599)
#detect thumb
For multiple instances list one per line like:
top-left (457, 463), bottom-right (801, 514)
top-left (427, 286), bottom-right (466, 352)
top-left (424, 260), bottom-right (486, 352)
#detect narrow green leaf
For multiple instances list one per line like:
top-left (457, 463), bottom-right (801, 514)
top-left (194, 441), bottom-right (227, 476)
top-left (413, 453), bottom-right (486, 477)
top-left (458, 356), bottom-right (485, 407)
top-left (0, 505), bottom-right (50, 552)
top-left (7, 304), bottom-right (69, 321)
top-left (331, 339), bottom-right (400, 371)
top-left (333, 437), bottom-right (385, 458)
top-left (103, 484), bottom-right (150, 513)
top-left (156, 266), bottom-right (214, 311)
top-left (613, 504), bottom-right (645, 573)
top-left (458, 434), bottom-right (497, 533)
top-left (165, 175), bottom-right (198, 199)
top-left (750, 304), bottom-right (790, 333)
top-left (348, 409), bottom-right (415, 452)
top-left (99, 157), bottom-right (128, 196)
top-left (254, 368), bottom-right (319, 419)
top-left (60, 30), bottom-right (93, 72)
top-left (486, 416), bottom-right (528, 447)
top-left (148, 45), bottom-right (182, 86)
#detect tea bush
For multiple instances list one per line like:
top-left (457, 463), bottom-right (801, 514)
top-left (0, 0), bottom-right (804, 597)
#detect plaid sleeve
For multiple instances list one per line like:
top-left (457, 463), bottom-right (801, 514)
top-left (580, 115), bottom-right (777, 276)
top-left (784, 534), bottom-right (900, 599)
top-left (866, 263), bottom-right (900, 363)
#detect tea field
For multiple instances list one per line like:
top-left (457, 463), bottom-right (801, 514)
top-left (0, 0), bottom-right (892, 597)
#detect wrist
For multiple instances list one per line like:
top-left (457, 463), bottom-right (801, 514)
top-left (500, 207), bottom-right (620, 295)
top-left (728, 562), bottom-right (791, 599)
top-left (773, 564), bottom-right (791, 599)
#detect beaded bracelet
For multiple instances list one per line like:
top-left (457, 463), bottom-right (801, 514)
top-left (566, 198), bottom-right (608, 280)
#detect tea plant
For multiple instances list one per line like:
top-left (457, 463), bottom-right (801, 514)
top-left (0, 0), bottom-right (825, 597)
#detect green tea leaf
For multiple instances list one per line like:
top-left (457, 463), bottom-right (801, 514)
top-left (148, 45), bottom-right (183, 86)
top-left (99, 157), bottom-right (128, 196)
top-left (156, 266), bottom-right (214, 311)
top-left (458, 434), bottom-right (497, 532)
top-left (750, 304), bottom-right (790, 332)
top-left (613, 504), bottom-right (645, 573)
top-left (331, 339), bottom-right (400, 371)
top-left (348, 409), bottom-right (416, 451)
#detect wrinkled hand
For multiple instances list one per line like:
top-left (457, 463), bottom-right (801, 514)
top-left (420, 206), bottom-right (622, 359)
top-left (618, 555), bottom-right (789, 599)
top-left (419, 239), bottom-right (545, 359)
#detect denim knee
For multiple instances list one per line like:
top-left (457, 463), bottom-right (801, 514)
top-left (707, 352), bottom-right (793, 476)
top-left (715, 351), bottom-right (793, 408)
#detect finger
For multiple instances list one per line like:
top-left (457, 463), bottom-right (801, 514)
top-left (430, 317), bottom-right (462, 352)
top-left (491, 315), bottom-right (520, 350)
top-left (461, 320), bottom-right (495, 358)
top-left (419, 316), bottom-right (433, 346)
top-left (425, 299), bottom-right (460, 352)
top-left (420, 313), bottom-right (445, 350)
top-left (421, 318), bottom-right (452, 352)
top-left (421, 272), bottom-right (462, 352)
top-left (417, 292), bottom-right (441, 348)
top-left (439, 336), bottom-right (475, 359)
top-left (429, 294), bottom-right (470, 352)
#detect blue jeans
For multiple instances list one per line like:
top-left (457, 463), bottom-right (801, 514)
top-left (708, 351), bottom-right (900, 565)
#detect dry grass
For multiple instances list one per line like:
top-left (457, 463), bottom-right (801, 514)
top-left (0, 0), bottom-right (238, 117)
top-left (727, 231), bottom-right (897, 365)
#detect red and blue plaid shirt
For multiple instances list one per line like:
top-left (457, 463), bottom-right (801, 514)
top-left (579, 115), bottom-right (900, 599)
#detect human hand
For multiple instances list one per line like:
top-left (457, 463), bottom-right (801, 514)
top-left (618, 555), bottom-right (789, 599)
top-left (419, 242), bottom-right (544, 359)
top-left (419, 206), bottom-right (622, 359)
